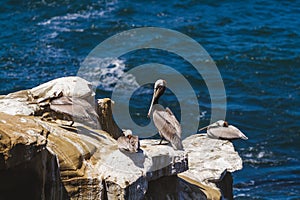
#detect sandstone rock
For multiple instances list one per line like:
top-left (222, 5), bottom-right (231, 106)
top-left (177, 175), bottom-right (221, 200)
top-left (29, 76), bottom-right (94, 103)
top-left (145, 175), bottom-right (221, 200)
top-left (97, 98), bottom-right (123, 139)
top-left (94, 139), bottom-right (188, 199)
top-left (0, 112), bottom-right (188, 200)
top-left (0, 112), bottom-right (67, 200)
top-left (0, 95), bottom-right (38, 115)
top-left (179, 134), bottom-right (243, 199)
top-left (0, 77), bottom-right (244, 200)
top-left (0, 77), bottom-right (101, 129)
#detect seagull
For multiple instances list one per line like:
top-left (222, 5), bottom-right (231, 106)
top-left (147, 79), bottom-right (183, 150)
top-left (198, 120), bottom-right (248, 140)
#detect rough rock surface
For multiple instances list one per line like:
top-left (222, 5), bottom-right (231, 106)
top-left (0, 112), bottom-right (66, 200)
top-left (181, 134), bottom-right (242, 183)
top-left (97, 98), bottom-right (123, 139)
top-left (0, 113), bottom-right (188, 200)
top-left (179, 134), bottom-right (243, 199)
top-left (0, 76), bottom-right (100, 129)
top-left (0, 77), bottom-right (244, 200)
top-left (145, 175), bottom-right (221, 200)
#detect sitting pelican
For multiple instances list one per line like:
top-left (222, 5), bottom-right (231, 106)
top-left (39, 91), bottom-right (99, 128)
top-left (147, 79), bottom-right (183, 150)
top-left (199, 120), bottom-right (248, 140)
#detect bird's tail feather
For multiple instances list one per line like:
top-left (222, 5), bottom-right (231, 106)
top-left (240, 134), bottom-right (248, 140)
top-left (171, 135), bottom-right (184, 150)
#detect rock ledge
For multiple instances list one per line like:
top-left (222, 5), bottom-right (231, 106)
top-left (0, 77), bottom-right (243, 200)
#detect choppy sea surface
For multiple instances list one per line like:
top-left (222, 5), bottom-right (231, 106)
top-left (1, 0), bottom-right (300, 199)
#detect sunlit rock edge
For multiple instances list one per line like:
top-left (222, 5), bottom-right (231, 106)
top-left (0, 77), bottom-right (243, 200)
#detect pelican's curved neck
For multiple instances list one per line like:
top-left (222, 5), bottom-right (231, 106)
top-left (148, 86), bottom-right (166, 117)
top-left (154, 87), bottom-right (165, 105)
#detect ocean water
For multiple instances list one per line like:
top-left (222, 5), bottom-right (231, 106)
top-left (1, 0), bottom-right (300, 199)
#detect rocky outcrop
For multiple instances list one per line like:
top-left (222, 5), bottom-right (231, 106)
top-left (97, 98), bottom-right (123, 139)
top-left (0, 112), bottom-right (67, 200)
top-left (0, 113), bottom-right (187, 199)
top-left (179, 134), bottom-right (243, 199)
top-left (0, 77), bottom-right (244, 200)
top-left (0, 76), bottom-right (100, 129)
top-left (145, 134), bottom-right (243, 200)
top-left (0, 112), bottom-right (187, 200)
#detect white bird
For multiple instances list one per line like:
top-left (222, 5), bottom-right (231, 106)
top-left (199, 120), bottom-right (248, 140)
top-left (147, 79), bottom-right (183, 150)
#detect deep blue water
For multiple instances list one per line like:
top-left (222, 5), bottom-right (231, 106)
top-left (1, 0), bottom-right (300, 199)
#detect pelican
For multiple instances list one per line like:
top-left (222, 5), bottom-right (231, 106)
top-left (39, 91), bottom-right (99, 128)
top-left (117, 134), bottom-right (140, 153)
top-left (199, 120), bottom-right (248, 140)
top-left (147, 79), bottom-right (183, 150)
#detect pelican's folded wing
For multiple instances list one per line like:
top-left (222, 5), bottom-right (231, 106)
top-left (165, 107), bottom-right (181, 137)
top-left (207, 125), bottom-right (248, 140)
top-left (50, 96), bottom-right (73, 105)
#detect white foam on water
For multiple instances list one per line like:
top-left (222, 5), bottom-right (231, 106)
top-left (257, 151), bottom-right (265, 159)
top-left (79, 57), bottom-right (139, 92)
top-left (38, 1), bottom-right (117, 28)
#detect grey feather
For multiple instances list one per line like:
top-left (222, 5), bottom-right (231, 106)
top-left (207, 120), bottom-right (248, 140)
top-left (152, 105), bottom-right (183, 150)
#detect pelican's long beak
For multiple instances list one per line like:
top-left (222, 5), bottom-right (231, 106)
top-left (147, 88), bottom-right (159, 118)
top-left (198, 125), bottom-right (209, 132)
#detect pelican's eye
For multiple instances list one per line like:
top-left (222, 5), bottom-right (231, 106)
top-left (156, 85), bottom-right (164, 89)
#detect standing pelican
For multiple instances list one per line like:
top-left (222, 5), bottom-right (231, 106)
top-left (147, 79), bottom-right (183, 150)
top-left (199, 120), bottom-right (248, 140)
